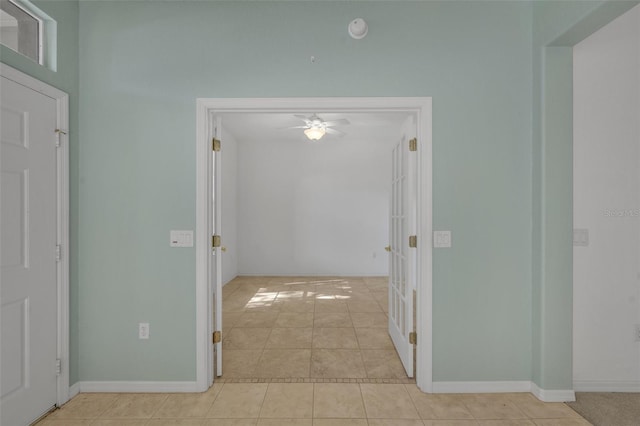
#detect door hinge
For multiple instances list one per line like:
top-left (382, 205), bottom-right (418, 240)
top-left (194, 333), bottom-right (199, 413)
top-left (212, 138), bottom-right (221, 152)
top-left (55, 245), bottom-right (62, 262)
top-left (409, 332), bottom-right (417, 345)
top-left (212, 235), bottom-right (221, 248)
top-left (409, 138), bottom-right (417, 152)
top-left (409, 235), bottom-right (417, 248)
top-left (55, 359), bottom-right (62, 375)
top-left (212, 331), bottom-right (222, 344)
top-left (55, 129), bottom-right (66, 148)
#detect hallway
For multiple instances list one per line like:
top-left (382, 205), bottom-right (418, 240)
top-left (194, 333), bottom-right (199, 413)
top-left (220, 276), bottom-right (411, 382)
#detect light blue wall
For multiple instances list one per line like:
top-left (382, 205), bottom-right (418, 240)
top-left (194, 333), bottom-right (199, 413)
top-left (77, 0), bottom-right (534, 382)
top-left (3, 0), bottom-right (636, 390)
top-left (0, 0), bottom-right (80, 384)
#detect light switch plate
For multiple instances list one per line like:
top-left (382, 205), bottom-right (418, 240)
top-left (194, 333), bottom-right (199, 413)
top-left (170, 230), bottom-right (194, 247)
top-left (573, 228), bottom-right (589, 246)
top-left (433, 230), bottom-right (452, 248)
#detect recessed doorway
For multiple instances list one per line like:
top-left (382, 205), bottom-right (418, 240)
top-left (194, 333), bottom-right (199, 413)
top-left (195, 97), bottom-right (433, 393)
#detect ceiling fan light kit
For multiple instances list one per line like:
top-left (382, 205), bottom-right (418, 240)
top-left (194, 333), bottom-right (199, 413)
top-left (348, 18), bottom-right (368, 39)
top-left (304, 127), bottom-right (326, 140)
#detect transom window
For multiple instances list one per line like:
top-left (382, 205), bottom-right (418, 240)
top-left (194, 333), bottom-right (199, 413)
top-left (0, 0), bottom-right (43, 64)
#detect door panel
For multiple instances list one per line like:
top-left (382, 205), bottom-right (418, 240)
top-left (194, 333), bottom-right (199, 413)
top-left (1, 76), bottom-right (58, 426)
top-left (388, 115), bottom-right (416, 378)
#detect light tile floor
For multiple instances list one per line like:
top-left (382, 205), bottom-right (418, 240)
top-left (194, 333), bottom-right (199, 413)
top-left (36, 276), bottom-right (591, 425)
top-left (37, 383), bottom-right (591, 425)
top-left (219, 276), bottom-right (409, 381)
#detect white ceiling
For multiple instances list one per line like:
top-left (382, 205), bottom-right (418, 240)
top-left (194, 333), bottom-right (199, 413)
top-left (220, 111), bottom-right (411, 145)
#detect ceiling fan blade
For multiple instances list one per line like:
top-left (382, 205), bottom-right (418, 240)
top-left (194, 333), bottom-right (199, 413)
top-left (325, 128), bottom-right (346, 137)
top-left (323, 119), bottom-right (350, 127)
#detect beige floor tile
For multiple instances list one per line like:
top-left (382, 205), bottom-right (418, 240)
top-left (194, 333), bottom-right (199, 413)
top-left (146, 420), bottom-right (206, 426)
top-left (347, 301), bottom-right (384, 313)
top-left (266, 328), bottom-right (313, 349)
top-left (91, 421), bottom-right (148, 426)
top-left (355, 328), bottom-right (394, 349)
top-left (531, 420), bottom-right (592, 426)
top-left (101, 394), bottom-right (168, 418)
top-left (315, 300), bottom-right (348, 313)
top-left (516, 402), bottom-right (582, 419)
top-left (153, 391), bottom-right (218, 418)
top-left (310, 349), bottom-right (367, 378)
top-left (38, 420), bottom-right (96, 426)
top-left (368, 420), bottom-right (426, 426)
top-left (362, 349), bottom-right (408, 379)
top-left (254, 349), bottom-right (312, 378)
top-left (422, 421), bottom-right (479, 426)
top-left (350, 312), bottom-right (388, 328)
top-left (222, 349), bottom-right (263, 378)
top-left (259, 383), bottom-right (313, 418)
top-left (313, 383), bottom-right (365, 418)
top-left (424, 395), bottom-right (475, 420)
top-left (223, 328), bottom-right (271, 349)
top-left (312, 328), bottom-right (358, 349)
top-left (235, 312), bottom-right (279, 328)
top-left (360, 384), bottom-right (420, 419)
top-left (313, 312), bottom-right (353, 328)
top-left (258, 420), bottom-right (313, 426)
top-left (477, 421), bottom-right (536, 426)
top-left (46, 393), bottom-right (119, 419)
top-left (203, 419), bottom-right (258, 425)
top-left (404, 385), bottom-right (440, 419)
top-left (223, 312), bottom-right (244, 328)
top-left (278, 300), bottom-right (316, 313)
top-left (464, 400), bottom-right (526, 420)
top-left (275, 312), bottom-right (314, 328)
top-left (207, 383), bottom-right (268, 418)
top-left (313, 420), bottom-right (368, 426)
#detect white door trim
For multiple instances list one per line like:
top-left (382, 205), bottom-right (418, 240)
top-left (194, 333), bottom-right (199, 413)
top-left (195, 97), bottom-right (433, 392)
top-left (0, 63), bottom-right (70, 406)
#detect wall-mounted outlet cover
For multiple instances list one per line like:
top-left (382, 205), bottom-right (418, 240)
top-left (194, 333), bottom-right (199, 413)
top-left (170, 230), bottom-right (193, 247)
top-left (636, 324), bottom-right (640, 342)
top-left (433, 230), bottom-right (452, 248)
top-left (139, 322), bottom-right (150, 339)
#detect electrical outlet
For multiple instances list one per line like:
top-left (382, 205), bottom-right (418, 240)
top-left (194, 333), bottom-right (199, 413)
top-left (636, 324), bottom-right (640, 342)
top-left (139, 322), bottom-right (150, 340)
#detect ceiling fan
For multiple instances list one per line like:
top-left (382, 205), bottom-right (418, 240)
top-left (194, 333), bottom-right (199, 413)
top-left (286, 114), bottom-right (350, 140)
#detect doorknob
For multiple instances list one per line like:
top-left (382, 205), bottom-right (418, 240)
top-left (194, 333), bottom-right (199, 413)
top-left (384, 246), bottom-right (391, 252)
top-left (221, 247), bottom-right (227, 252)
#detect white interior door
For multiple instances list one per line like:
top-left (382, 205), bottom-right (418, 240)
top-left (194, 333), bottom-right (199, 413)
top-left (210, 115), bottom-right (223, 379)
top-left (388, 115), bottom-right (417, 378)
top-left (1, 76), bottom-right (58, 425)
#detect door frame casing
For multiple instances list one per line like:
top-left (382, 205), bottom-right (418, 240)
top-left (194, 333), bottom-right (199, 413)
top-left (0, 63), bottom-right (70, 407)
top-left (195, 97), bottom-right (433, 392)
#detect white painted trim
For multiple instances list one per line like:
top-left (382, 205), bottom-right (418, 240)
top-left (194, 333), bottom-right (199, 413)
top-left (68, 383), bottom-right (80, 400)
top-left (195, 99), bottom-right (210, 392)
top-left (195, 97), bottom-right (433, 393)
top-left (573, 380), bottom-right (640, 392)
top-left (433, 381), bottom-right (533, 394)
top-left (0, 63), bottom-right (70, 407)
top-left (531, 382), bottom-right (576, 402)
top-left (75, 381), bottom-right (200, 393)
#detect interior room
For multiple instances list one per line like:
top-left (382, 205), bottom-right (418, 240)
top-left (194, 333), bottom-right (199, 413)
top-left (1, 1), bottom-right (639, 425)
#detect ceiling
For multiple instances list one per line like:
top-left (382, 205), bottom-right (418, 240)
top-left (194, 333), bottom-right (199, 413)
top-left (220, 112), bottom-right (411, 145)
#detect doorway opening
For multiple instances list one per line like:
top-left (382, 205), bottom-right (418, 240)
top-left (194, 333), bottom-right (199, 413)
top-left (195, 98), bottom-right (433, 393)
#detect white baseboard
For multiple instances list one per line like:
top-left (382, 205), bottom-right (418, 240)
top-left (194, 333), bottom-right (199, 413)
top-left (431, 381), bottom-right (575, 402)
top-left (432, 381), bottom-right (532, 394)
top-left (68, 382), bottom-right (81, 399)
top-left (573, 380), bottom-right (640, 392)
top-left (531, 382), bottom-right (576, 402)
top-left (76, 381), bottom-right (200, 393)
